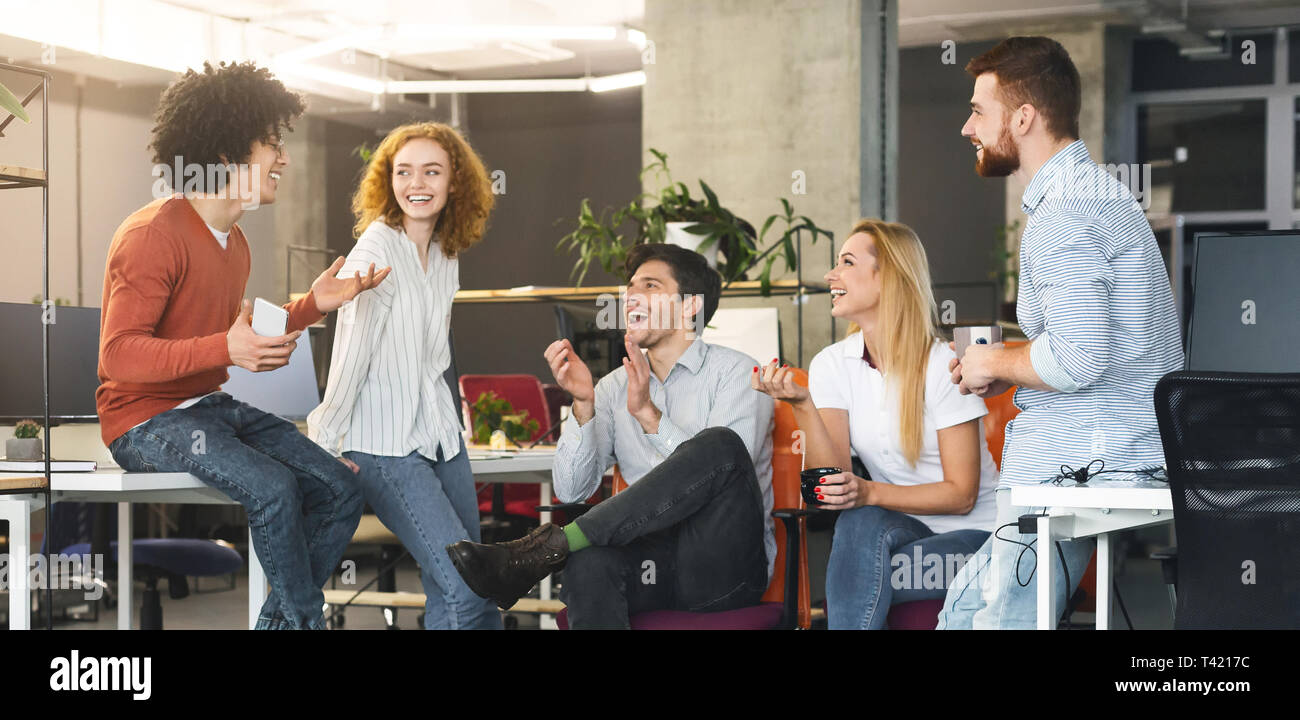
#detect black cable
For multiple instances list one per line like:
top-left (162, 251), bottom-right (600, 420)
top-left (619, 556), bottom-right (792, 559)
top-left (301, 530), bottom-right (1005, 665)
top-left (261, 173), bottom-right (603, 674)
top-left (1043, 459), bottom-right (1168, 486)
top-left (994, 522), bottom-right (1038, 587)
top-left (1114, 580), bottom-right (1135, 630)
top-left (323, 547), bottom-right (412, 625)
top-left (1056, 540), bottom-right (1076, 629)
top-left (524, 422), bottom-right (563, 449)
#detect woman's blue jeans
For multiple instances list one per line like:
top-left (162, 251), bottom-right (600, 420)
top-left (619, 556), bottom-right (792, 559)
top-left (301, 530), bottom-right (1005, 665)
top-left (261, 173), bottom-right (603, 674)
top-left (346, 441), bottom-right (502, 630)
top-left (826, 505), bottom-right (988, 630)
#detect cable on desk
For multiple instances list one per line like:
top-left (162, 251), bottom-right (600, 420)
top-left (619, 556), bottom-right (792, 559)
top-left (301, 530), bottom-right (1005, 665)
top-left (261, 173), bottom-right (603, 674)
top-left (1043, 459), bottom-right (1168, 486)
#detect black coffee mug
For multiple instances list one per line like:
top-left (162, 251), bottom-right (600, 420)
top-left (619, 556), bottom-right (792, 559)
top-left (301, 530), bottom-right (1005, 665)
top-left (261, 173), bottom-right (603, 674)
top-left (800, 466), bottom-right (842, 507)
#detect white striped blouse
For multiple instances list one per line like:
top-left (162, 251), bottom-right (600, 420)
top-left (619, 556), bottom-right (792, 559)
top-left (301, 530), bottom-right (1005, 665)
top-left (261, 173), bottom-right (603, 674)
top-left (307, 220), bottom-right (463, 463)
top-left (1004, 139), bottom-right (1184, 486)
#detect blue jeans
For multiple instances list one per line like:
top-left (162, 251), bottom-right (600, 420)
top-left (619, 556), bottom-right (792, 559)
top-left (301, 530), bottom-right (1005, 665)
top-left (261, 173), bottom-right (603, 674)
top-left (937, 488), bottom-right (1095, 629)
top-left (346, 444), bottom-right (502, 630)
top-left (826, 505), bottom-right (989, 630)
top-left (108, 393), bottom-right (364, 630)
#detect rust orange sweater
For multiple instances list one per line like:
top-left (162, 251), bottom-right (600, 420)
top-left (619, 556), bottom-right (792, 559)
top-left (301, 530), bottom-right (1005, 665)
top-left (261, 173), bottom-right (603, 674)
top-left (96, 197), bottom-right (322, 445)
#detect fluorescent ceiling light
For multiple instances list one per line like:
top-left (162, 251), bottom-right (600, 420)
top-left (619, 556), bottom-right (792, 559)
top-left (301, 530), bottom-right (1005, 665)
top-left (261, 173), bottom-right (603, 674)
top-left (499, 41), bottom-right (575, 63)
top-left (271, 63), bottom-right (386, 95)
top-left (587, 70), bottom-right (645, 93)
top-left (387, 78), bottom-right (589, 94)
top-left (273, 28), bottom-right (383, 65)
top-left (626, 28), bottom-right (647, 51)
top-left (394, 24), bottom-right (619, 41)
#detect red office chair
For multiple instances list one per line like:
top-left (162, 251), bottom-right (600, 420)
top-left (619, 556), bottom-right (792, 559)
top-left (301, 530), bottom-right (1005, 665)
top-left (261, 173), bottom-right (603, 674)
top-left (459, 375), bottom-right (557, 541)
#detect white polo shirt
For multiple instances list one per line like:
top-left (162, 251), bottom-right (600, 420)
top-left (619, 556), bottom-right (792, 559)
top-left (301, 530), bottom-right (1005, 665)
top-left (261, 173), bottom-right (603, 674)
top-left (808, 333), bottom-right (998, 535)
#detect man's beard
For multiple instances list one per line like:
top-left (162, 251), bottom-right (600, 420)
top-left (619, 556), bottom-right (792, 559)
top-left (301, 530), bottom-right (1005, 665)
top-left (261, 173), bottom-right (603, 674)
top-left (975, 124), bottom-right (1020, 178)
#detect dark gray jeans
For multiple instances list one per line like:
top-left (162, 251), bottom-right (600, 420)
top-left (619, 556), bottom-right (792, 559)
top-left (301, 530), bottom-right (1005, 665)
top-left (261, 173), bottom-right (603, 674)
top-left (562, 426), bottom-right (768, 629)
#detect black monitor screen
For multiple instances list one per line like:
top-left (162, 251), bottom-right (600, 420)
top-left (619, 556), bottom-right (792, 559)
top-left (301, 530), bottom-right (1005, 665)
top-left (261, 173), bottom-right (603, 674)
top-left (1187, 232), bottom-right (1300, 373)
top-left (554, 303), bottom-right (627, 379)
top-left (0, 302), bottom-right (102, 422)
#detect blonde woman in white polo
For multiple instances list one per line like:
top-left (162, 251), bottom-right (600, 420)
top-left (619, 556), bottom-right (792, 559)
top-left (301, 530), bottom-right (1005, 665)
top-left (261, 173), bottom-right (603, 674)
top-left (753, 219), bottom-right (997, 629)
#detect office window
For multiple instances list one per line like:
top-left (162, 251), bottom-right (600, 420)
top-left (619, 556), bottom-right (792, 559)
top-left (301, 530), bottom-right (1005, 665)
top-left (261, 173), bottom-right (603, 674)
top-left (1132, 34), bottom-right (1274, 91)
top-left (1138, 101), bottom-right (1266, 213)
top-left (1291, 31), bottom-right (1300, 83)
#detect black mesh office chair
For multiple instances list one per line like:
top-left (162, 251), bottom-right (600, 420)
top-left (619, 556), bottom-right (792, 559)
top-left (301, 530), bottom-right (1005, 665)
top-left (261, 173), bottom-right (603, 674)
top-left (1154, 371), bottom-right (1300, 629)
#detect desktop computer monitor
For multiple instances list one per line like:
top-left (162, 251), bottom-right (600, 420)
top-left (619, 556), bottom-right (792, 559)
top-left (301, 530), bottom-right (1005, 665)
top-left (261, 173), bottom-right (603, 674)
top-left (554, 302), bottom-right (627, 379)
top-left (0, 302), bottom-right (101, 422)
top-left (1186, 231), bottom-right (1300, 373)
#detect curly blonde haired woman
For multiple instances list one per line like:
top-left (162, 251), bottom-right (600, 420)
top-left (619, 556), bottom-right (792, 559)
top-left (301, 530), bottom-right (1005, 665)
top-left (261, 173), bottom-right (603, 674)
top-left (308, 122), bottom-right (498, 629)
top-left (753, 219), bottom-right (998, 629)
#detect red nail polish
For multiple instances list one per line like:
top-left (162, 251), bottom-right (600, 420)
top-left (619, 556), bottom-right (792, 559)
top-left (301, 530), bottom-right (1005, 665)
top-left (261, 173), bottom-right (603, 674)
top-left (819, 479), bottom-right (825, 484)
top-left (753, 366), bottom-right (758, 372)
top-left (816, 494), bottom-right (824, 500)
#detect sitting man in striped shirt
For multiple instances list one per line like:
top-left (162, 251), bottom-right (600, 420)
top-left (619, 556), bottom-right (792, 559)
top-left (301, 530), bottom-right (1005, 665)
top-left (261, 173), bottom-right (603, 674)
top-left (448, 244), bottom-right (775, 628)
top-left (938, 37), bottom-right (1183, 629)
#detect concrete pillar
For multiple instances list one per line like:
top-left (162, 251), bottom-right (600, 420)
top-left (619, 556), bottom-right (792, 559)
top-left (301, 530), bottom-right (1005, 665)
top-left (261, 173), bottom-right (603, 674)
top-left (643, 0), bottom-right (897, 364)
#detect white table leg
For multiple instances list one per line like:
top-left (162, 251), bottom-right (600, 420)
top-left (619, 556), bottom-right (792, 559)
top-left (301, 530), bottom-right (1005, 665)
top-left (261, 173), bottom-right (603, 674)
top-left (538, 480), bottom-right (557, 630)
top-left (1037, 514), bottom-right (1055, 630)
top-left (4, 498), bottom-right (33, 630)
top-left (1096, 532), bottom-right (1111, 630)
top-left (117, 501), bottom-right (133, 630)
top-left (247, 527), bottom-right (266, 630)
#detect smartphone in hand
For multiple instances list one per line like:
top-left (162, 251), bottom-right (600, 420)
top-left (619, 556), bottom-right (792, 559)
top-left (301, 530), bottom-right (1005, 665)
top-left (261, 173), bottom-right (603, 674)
top-left (251, 297), bottom-right (288, 338)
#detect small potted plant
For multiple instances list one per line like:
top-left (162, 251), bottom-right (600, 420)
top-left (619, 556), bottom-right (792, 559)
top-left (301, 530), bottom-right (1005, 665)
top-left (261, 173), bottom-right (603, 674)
top-left (7, 419), bottom-right (43, 461)
top-left (469, 392), bottom-right (540, 449)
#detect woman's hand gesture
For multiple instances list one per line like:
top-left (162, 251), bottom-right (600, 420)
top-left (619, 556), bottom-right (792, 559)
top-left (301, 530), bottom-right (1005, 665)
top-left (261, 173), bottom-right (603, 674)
top-left (751, 359), bottom-right (811, 406)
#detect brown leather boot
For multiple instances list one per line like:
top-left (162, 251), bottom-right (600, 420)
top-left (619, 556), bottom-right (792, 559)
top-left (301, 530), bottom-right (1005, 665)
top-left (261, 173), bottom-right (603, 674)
top-left (446, 523), bottom-right (569, 610)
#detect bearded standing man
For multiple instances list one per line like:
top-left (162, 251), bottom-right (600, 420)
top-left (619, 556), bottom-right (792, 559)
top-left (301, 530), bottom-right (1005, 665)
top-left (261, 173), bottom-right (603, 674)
top-left (938, 37), bottom-right (1183, 630)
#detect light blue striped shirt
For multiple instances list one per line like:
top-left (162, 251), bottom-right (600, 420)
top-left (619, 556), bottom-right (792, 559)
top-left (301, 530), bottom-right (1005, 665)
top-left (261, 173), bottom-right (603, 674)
top-left (1002, 140), bottom-right (1184, 486)
top-left (554, 337), bottom-right (776, 575)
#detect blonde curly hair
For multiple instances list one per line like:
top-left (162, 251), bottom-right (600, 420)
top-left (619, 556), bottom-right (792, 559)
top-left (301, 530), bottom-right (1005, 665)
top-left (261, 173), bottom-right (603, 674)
top-left (351, 122), bottom-right (494, 257)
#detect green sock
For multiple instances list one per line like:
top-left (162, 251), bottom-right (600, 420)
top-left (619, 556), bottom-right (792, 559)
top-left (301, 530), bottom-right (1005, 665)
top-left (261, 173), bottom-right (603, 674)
top-left (562, 522), bottom-right (590, 553)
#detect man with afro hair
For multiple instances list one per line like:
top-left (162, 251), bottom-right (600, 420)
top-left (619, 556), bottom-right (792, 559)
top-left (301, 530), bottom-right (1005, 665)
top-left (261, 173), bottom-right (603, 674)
top-left (96, 61), bottom-right (390, 630)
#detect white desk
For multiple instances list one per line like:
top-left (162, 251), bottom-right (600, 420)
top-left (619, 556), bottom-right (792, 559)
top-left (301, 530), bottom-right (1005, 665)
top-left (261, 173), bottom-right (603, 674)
top-left (1, 450), bottom-right (555, 630)
top-left (1009, 482), bottom-right (1173, 630)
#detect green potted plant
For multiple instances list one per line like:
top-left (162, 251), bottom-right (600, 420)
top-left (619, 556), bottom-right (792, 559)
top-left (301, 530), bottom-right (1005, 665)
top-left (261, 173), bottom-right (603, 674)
top-left (7, 419), bottom-right (43, 461)
top-left (469, 392), bottom-right (540, 447)
top-left (557, 149), bottom-right (833, 294)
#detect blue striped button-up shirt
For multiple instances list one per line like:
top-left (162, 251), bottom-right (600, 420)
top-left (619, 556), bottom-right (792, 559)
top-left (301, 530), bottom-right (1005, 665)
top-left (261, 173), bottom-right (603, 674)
top-left (1002, 140), bottom-right (1184, 486)
top-left (554, 337), bottom-right (776, 575)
